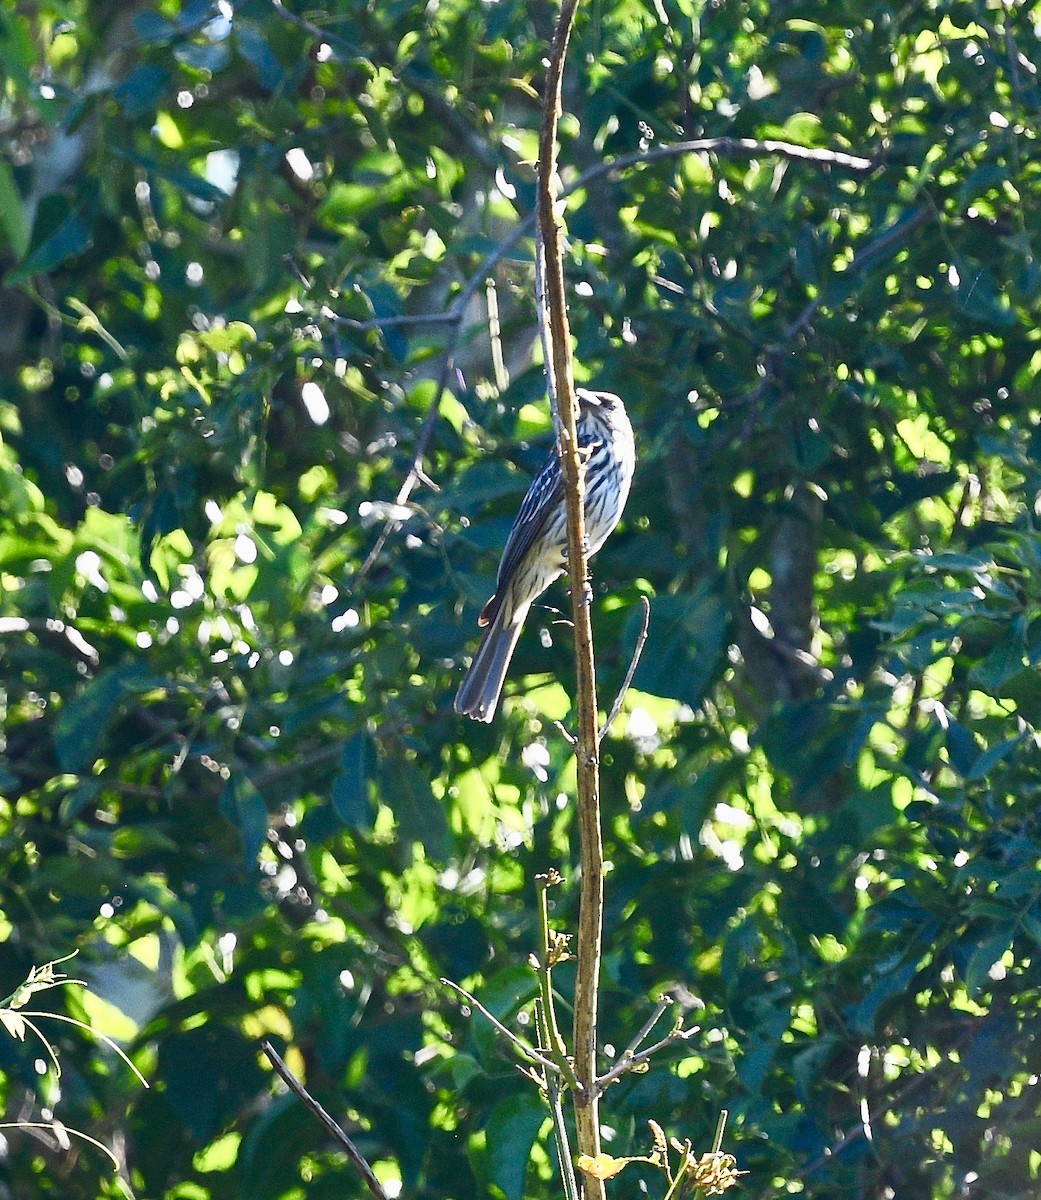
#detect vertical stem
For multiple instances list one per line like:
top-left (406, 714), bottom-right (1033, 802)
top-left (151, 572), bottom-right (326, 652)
top-left (537, 999), bottom-right (580, 1200)
top-left (536, 875), bottom-right (570, 1063)
top-left (535, 3), bottom-right (605, 1199)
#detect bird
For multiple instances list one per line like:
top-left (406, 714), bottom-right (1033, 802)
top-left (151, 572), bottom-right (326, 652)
top-left (454, 388), bottom-right (635, 722)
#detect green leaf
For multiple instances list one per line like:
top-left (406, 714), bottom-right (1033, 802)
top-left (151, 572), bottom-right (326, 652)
top-left (160, 1024), bottom-right (266, 1143)
top-left (951, 258), bottom-right (1016, 327)
top-left (220, 776), bottom-right (269, 865)
top-left (53, 663), bottom-right (154, 773)
top-left (112, 826), bottom-right (181, 857)
top-left (964, 932), bottom-right (1012, 996)
top-left (59, 779), bottom-right (103, 822)
top-left (1020, 911), bottom-right (1041, 947)
top-left (133, 11), bottom-right (178, 42)
top-left (115, 64), bottom-right (169, 118)
top-left (631, 588), bottom-right (728, 707)
top-left (971, 629), bottom-right (1027, 693)
top-left (175, 39), bottom-right (231, 72)
top-left (851, 958), bottom-right (919, 1035)
top-left (484, 1091), bottom-right (548, 1200)
top-left (331, 733), bottom-right (372, 829)
top-left (121, 150), bottom-right (229, 202)
top-left (944, 718), bottom-right (978, 776)
top-left (8, 207), bottom-right (92, 283)
top-left (236, 25), bottom-right (284, 90)
top-left (470, 964), bottom-right (540, 1022)
top-left (381, 758), bottom-right (448, 858)
top-left (966, 735), bottom-right (1025, 782)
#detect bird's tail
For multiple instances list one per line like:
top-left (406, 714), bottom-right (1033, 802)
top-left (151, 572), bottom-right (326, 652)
top-left (454, 602), bottom-right (527, 722)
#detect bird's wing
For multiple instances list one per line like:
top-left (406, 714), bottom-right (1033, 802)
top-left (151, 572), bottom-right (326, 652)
top-left (494, 409), bottom-right (613, 590)
top-left (494, 449), bottom-right (565, 593)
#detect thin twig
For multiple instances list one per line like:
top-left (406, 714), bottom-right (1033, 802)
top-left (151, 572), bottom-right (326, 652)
top-left (440, 978), bottom-right (568, 1081)
top-left (0, 1122), bottom-right (119, 1169)
top-left (261, 1041), bottom-right (389, 1200)
top-left (534, 873), bottom-right (575, 1073)
top-left (711, 1109), bottom-right (729, 1155)
top-left (554, 719), bottom-right (578, 746)
top-left (336, 310), bottom-right (461, 332)
top-left (603, 136), bottom-right (872, 177)
top-left (599, 595), bottom-right (651, 744)
top-left (343, 136), bottom-right (873, 343)
top-left (616, 994), bottom-right (673, 1065)
top-left (252, 740), bottom-right (342, 787)
top-left (596, 1025), bottom-right (700, 1094)
top-left (355, 365), bottom-right (451, 579)
top-left (595, 993), bottom-right (701, 1095)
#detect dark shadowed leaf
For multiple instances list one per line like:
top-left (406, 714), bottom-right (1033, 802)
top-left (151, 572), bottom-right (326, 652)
top-left (8, 206), bottom-right (92, 282)
top-left (220, 776), bottom-right (269, 865)
top-left (331, 732), bottom-right (373, 828)
top-left (115, 64), bottom-right (169, 117)
top-left (485, 1092), bottom-right (548, 1200)
top-left (53, 663), bottom-right (157, 772)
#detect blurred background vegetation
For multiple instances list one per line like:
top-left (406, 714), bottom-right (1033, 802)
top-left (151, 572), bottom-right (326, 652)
top-left (1, 0), bottom-right (1040, 1197)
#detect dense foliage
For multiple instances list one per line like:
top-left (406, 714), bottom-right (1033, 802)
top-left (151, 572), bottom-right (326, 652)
top-left (2, 1), bottom-right (1040, 1197)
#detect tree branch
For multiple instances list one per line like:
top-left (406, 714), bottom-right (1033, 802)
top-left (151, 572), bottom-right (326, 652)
top-left (599, 596), bottom-right (651, 744)
top-left (261, 1041), bottom-right (389, 1200)
top-left (441, 978), bottom-right (575, 1086)
top-left (537, 1001), bottom-right (580, 1200)
top-left (535, 5), bottom-right (606, 1199)
top-left (594, 994), bottom-right (701, 1094)
top-left (534, 872), bottom-right (574, 1070)
top-left (613, 994), bottom-right (673, 1065)
top-left (596, 1025), bottom-right (701, 1094)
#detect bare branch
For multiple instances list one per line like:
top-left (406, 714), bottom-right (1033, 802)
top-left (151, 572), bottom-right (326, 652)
top-left (595, 994), bottom-right (702, 1093)
top-left (261, 1041), bottom-right (389, 1200)
top-left (441, 978), bottom-right (569, 1082)
top-left (534, 995), bottom-right (580, 1200)
top-left (599, 596), bottom-right (651, 745)
top-left (596, 1024), bottom-right (701, 1095)
top-left (534, 5), bottom-right (611, 1199)
top-left (529, 872), bottom-right (583, 1094)
top-left (341, 132), bottom-right (874, 346)
top-left (334, 311), bottom-right (461, 332)
top-left (554, 719), bottom-right (578, 746)
top-left (616, 994), bottom-right (674, 1065)
top-left (597, 136), bottom-right (872, 179)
